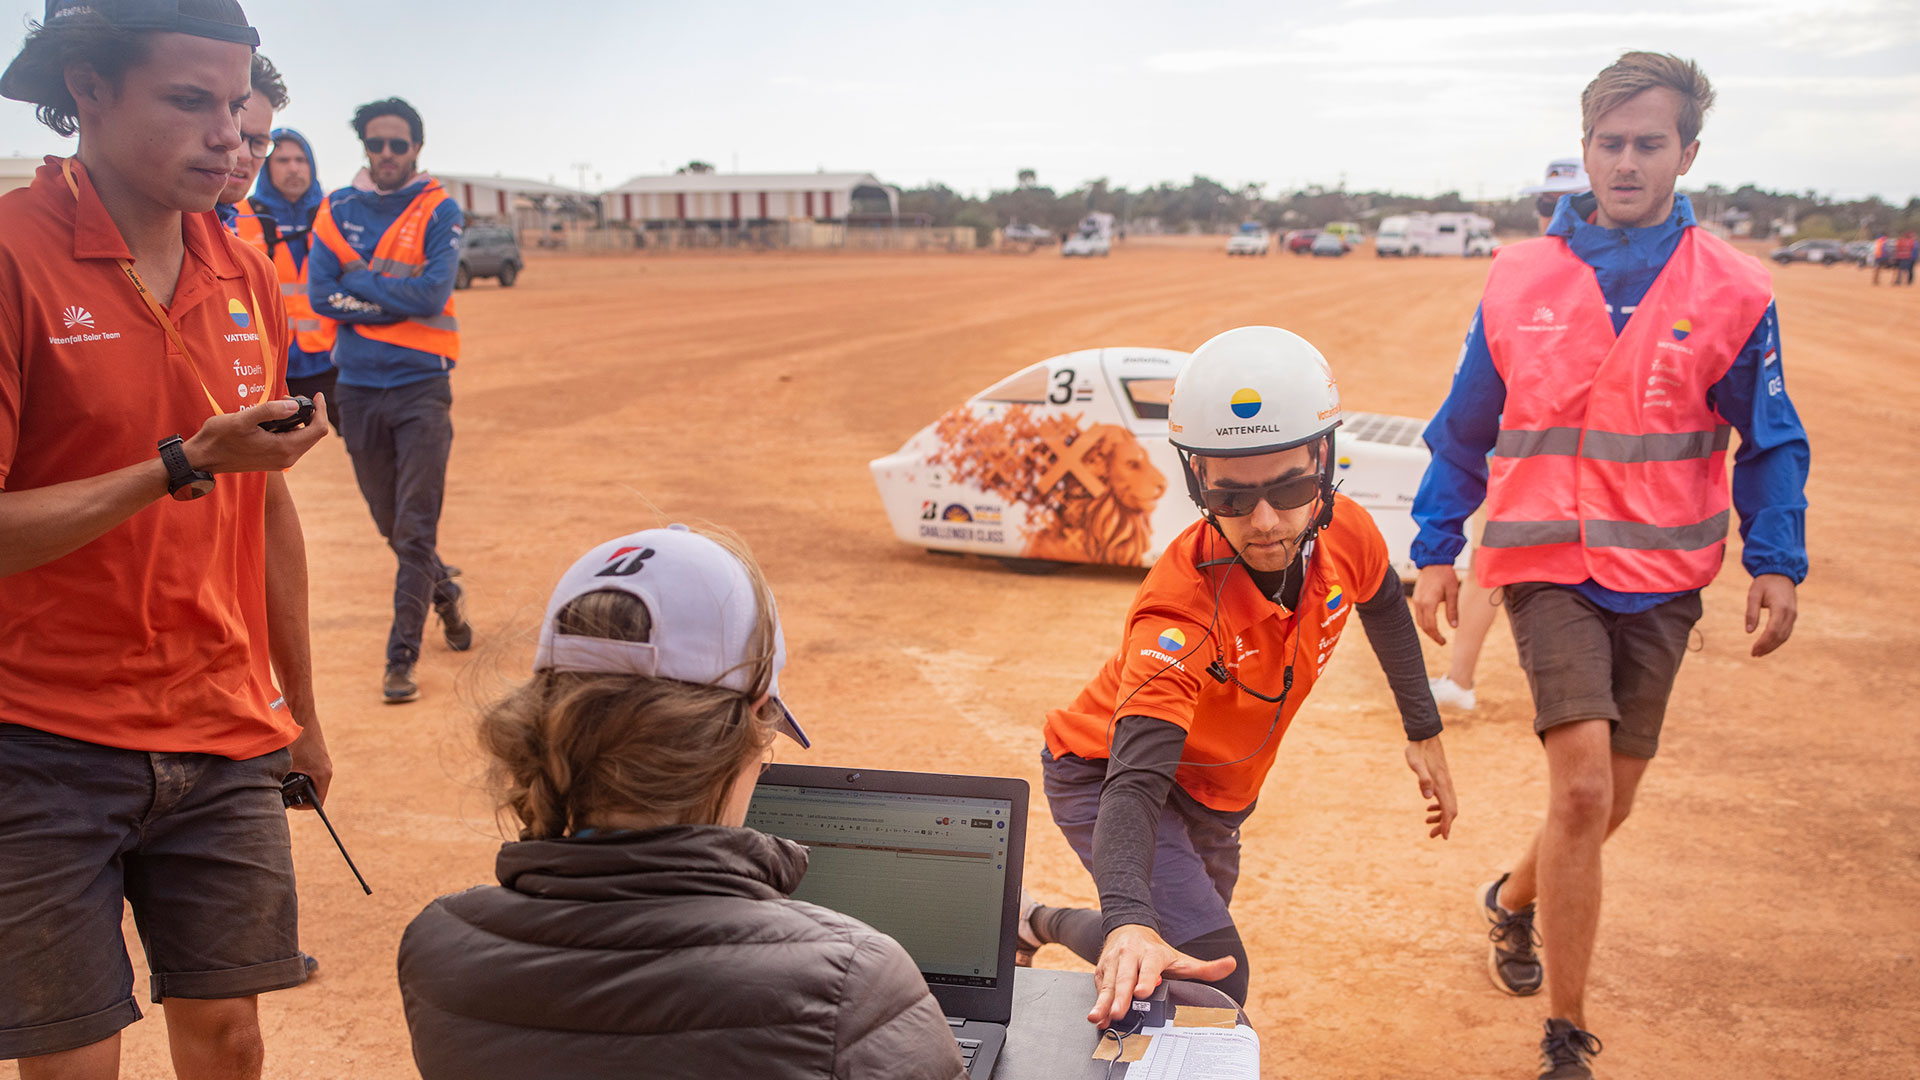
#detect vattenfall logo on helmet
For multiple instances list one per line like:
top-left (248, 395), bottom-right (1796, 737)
top-left (1229, 388), bottom-right (1262, 419)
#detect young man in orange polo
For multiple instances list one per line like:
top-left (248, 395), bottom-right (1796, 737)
top-left (1021, 325), bottom-right (1460, 1024)
top-left (0, 2), bottom-right (331, 1076)
top-left (1412, 52), bottom-right (1809, 1079)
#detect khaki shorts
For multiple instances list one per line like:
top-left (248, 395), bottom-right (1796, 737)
top-left (1504, 583), bottom-right (1704, 759)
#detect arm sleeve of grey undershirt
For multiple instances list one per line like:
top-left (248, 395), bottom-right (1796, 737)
top-left (1355, 578), bottom-right (1445, 742)
top-left (1093, 715), bottom-right (1188, 939)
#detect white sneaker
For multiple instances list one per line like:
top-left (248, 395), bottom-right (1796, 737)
top-left (1429, 676), bottom-right (1477, 711)
top-left (1017, 888), bottom-right (1043, 950)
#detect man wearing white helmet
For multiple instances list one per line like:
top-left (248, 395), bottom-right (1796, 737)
top-left (1021, 325), bottom-right (1459, 1026)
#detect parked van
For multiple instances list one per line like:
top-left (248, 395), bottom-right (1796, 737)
top-left (1375, 215), bottom-right (1414, 256)
top-left (1062, 211), bottom-right (1114, 257)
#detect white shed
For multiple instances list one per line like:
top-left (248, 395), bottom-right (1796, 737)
top-left (600, 172), bottom-right (898, 225)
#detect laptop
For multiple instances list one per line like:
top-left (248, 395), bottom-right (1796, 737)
top-left (747, 764), bottom-right (1029, 1078)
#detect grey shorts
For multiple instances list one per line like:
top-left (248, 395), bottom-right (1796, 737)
top-left (1504, 583), bottom-right (1704, 759)
top-left (1041, 748), bottom-right (1252, 947)
top-left (0, 725), bottom-right (305, 1060)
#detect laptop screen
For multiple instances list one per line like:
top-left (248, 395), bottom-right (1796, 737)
top-left (745, 784), bottom-right (1013, 987)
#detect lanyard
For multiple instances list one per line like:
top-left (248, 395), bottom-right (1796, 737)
top-left (60, 158), bottom-right (278, 416)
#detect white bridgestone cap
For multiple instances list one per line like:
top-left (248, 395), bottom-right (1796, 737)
top-left (532, 524), bottom-right (808, 748)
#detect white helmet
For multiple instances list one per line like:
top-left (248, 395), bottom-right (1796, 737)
top-left (1168, 326), bottom-right (1341, 457)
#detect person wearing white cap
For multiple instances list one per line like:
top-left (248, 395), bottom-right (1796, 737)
top-left (397, 524), bottom-right (966, 1080)
top-left (1521, 157), bottom-right (1593, 232)
top-left (1425, 156), bottom-right (1596, 717)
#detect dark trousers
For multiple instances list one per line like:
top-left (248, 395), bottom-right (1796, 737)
top-left (334, 377), bottom-right (458, 666)
top-left (287, 368), bottom-right (342, 432)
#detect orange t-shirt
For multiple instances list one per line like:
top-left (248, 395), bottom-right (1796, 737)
top-left (1044, 494), bottom-right (1391, 812)
top-left (0, 157), bottom-right (297, 758)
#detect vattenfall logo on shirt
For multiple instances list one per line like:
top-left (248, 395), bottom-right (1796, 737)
top-left (47, 303), bottom-right (121, 346)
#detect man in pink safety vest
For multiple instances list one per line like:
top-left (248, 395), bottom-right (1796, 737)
top-left (1410, 52), bottom-right (1810, 1080)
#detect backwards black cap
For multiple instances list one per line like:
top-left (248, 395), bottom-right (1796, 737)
top-left (2, 0), bottom-right (257, 108)
top-left (42, 0), bottom-right (259, 46)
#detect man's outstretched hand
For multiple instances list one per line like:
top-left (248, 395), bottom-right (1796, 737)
top-left (1089, 924), bottom-right (1237, 1029)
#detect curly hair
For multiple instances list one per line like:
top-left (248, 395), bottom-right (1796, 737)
top-left (477, 532), bottom-right (783, 840)
top-left (251, 52), bottom-right (286, 110)
top-left (351, 96), bottom-right (423, 144)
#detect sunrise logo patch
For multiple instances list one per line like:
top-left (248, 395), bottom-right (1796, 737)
top-left (1229, 388), bottom-right (1262, 419)
top-left (941, 504), bottom-right (972, 522)
top-left (1670, 318), bottom-right (1691, 342)
top-left (228, 298), bottom-right (251, 328)
top-left (1157, 627), bottom-right (1187, 653)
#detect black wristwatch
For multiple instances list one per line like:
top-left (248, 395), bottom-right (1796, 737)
top-left (157, 435), bottom-right (214, 501)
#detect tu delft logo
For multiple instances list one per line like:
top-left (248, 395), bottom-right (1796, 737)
top-left (595, 546), bottom-right (657, 577)
top-left (62, 305), bottom-right (94, 330)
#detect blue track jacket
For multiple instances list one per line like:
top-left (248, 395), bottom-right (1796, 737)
top-left (1411, 193), bottom-right (1810, 613)
top-left (249, 128), bottom-right (331, 380)
top-left (306, 170), bottom-right (463, 389)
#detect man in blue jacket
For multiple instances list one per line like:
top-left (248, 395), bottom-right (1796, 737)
top-left (1410, 53), bottom-right (1809, 1080)
top-left (251, 128), bottom-right (339, 430)
top-left (308, 97), bottom-right (473, 704)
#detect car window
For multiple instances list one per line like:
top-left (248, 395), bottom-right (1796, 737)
top-left (1121, 378), bottom-right (1173, 420)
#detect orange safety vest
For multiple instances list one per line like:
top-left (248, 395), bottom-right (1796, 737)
top-left (233, 200), bottom-right (338, 354)
top-left (312, 181), bottom-right (459, 359)
top-left (1476, 228), bottom-right (1772, 593)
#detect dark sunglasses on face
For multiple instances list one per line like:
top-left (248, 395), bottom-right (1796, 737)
top-left (1200, 474), bottom-right (1322, 518)
top-left (364, 137), bottom-right (412, 155)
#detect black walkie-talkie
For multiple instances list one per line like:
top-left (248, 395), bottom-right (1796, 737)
top-left (281, 771), bottom-right (372, 895)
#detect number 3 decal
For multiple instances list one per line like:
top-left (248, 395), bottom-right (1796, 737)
top-left (1049, 367), bottom-right (1075, 405)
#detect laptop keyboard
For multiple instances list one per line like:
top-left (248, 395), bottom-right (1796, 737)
top-left (948, 1018), bottom-right (982, 1069)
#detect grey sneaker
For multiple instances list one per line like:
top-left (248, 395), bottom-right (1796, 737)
top-left (1015, 888), bottom-right (1042, 967)
top-left (1538, 1018), bottom-right (1602, 1079)
top-left (383, 663), bottom-right (419, 704)
top-left (1481, 873), bottom-right (1543, 995)
top-left (435, 582), bottom-right (473, 652)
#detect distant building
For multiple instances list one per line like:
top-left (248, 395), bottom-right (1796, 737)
top-left (600, 171), bottom-right (898, 226)
top-left (440, 174), bottom-right (598, 226)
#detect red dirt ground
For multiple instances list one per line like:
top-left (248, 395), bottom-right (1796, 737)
top-left (12, 237), bottom-right (1916, 1078)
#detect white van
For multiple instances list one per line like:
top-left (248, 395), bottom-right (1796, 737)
top-left (1062, 212), bottom-right (1114, 257)
top-left (1375, 214), bottom-right (1415, 256)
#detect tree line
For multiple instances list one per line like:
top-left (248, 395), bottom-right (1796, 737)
top-left (895, 171), bottom-right (1920, 243)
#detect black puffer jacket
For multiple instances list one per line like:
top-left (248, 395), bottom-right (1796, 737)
top-left (399, 825), bottom-right (966, 1080)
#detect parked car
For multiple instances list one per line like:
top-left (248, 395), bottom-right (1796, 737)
top-left (1225, 222), bottom-right (1270, 256)
top-left (1062, 212), bottom-right (1113, 257)
top-left (1285, 229), bottom-right (1319, 254)
top-left (1310, 231), bottom-right (1348, 257)
top-left (457, 223), bottom-right (522, 288)
top-left (1769, 239), bottom-right (1845, 265)
top-left (1003, 222), bottom-right (1052, 245)
top-left (1842, 240), bottom-right (1874, 266)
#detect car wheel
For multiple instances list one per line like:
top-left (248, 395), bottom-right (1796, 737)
top-left (454, 263), bottom-right (471, 290)
top-left (499, 262), bottom-right (519, 287)
top-left (994, 557), bottom-right (1066, 575)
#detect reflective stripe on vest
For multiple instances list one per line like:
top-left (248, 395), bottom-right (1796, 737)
top-left (1475, 228), bottom-right (1773, 593)
top-left (233, 208), bottom-right (336, 354)
top-left (313, 183), bottom-right (460, 359)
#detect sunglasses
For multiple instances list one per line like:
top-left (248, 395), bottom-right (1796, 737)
top-left (1199, 474), bottom-right (1322, 518)
top-left (1534, 194), bottom-right (1562, 219)
top-left (364, 137), bottom-right (413, 156)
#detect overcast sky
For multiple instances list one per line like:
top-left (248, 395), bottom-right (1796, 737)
top-left (4, 0), bottom-right (1916, 202)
